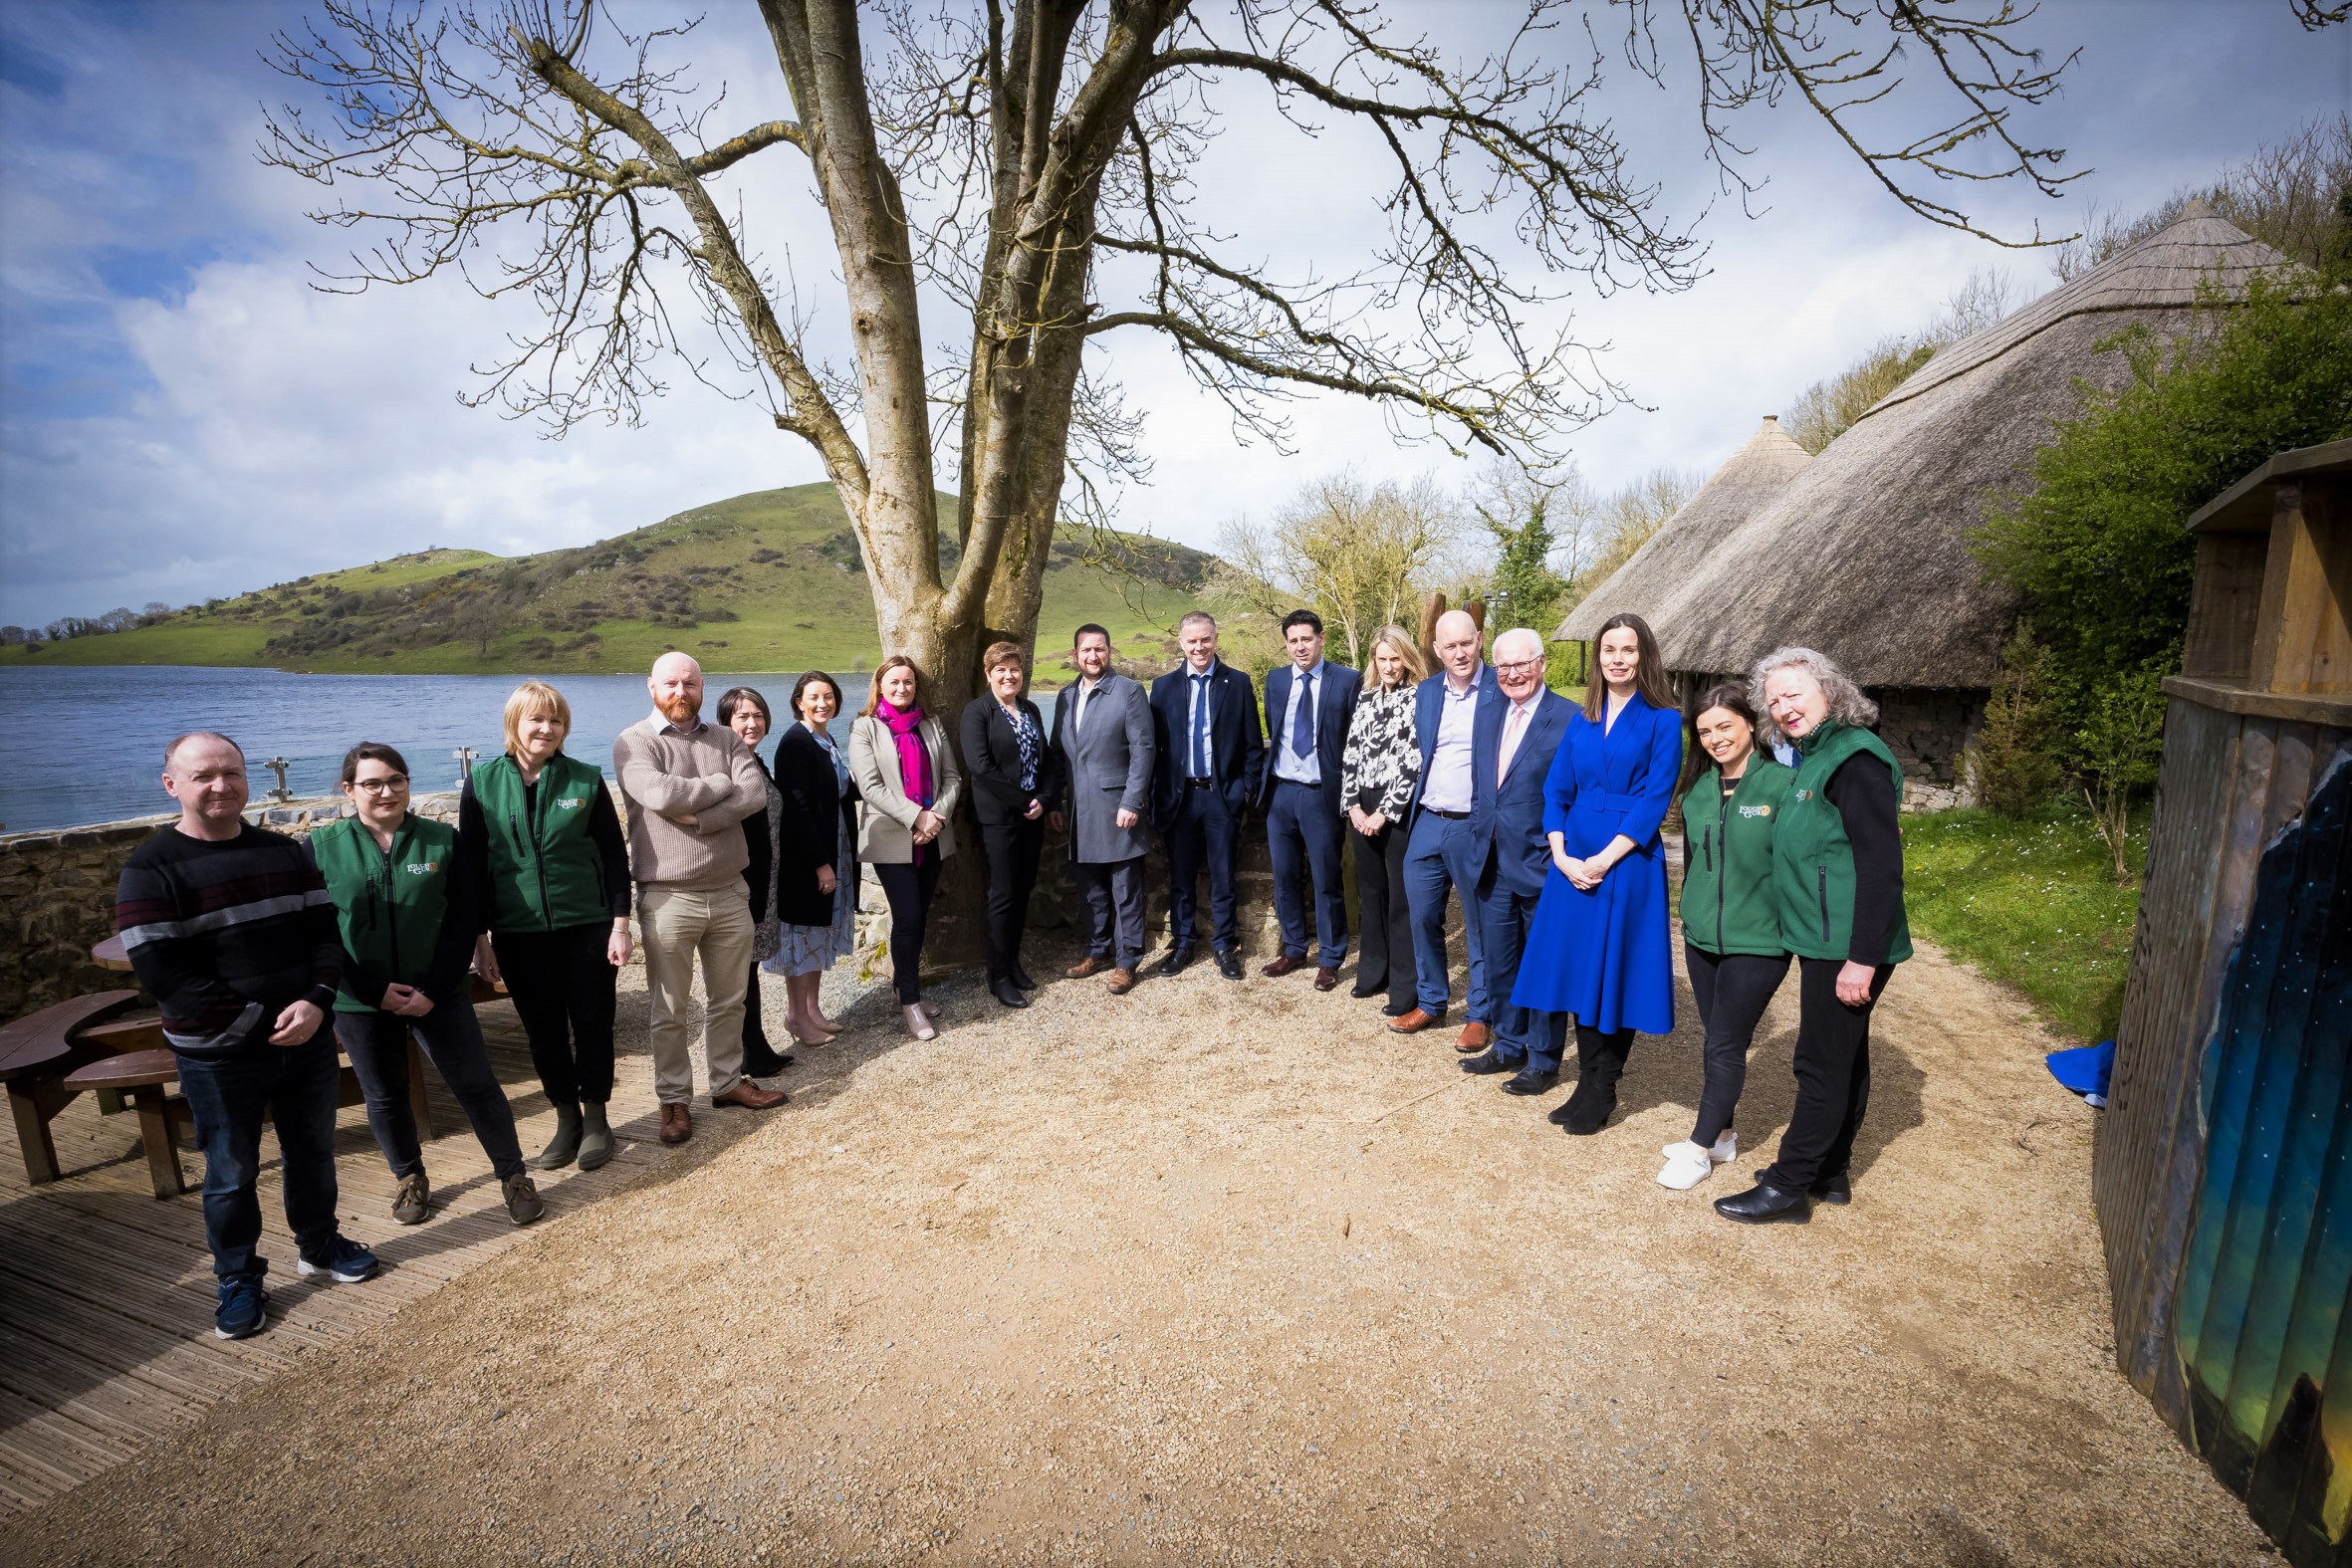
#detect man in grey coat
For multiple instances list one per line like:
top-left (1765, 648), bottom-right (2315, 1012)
top-left (1048, 623), bottom-right (1156, 994)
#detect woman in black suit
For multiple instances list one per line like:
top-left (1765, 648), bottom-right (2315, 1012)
top-left (960, 640), bottom-right (1066, 1008)
top-left (773, 670), bottom-right (861, 1044)
top-left (717, 686), bottom-right (792, 1076)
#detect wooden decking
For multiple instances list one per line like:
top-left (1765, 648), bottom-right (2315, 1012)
top-left (0, 991), bottom-right (760, 1517)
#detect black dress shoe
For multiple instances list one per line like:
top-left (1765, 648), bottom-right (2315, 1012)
top-left (1458, 1049), bottom-right (1515, 1076)
top-left (1714, 1182), bottom-right (1811, 1225)
top-left (741, 1044), bottom-right (792, 1076)
top-left (1011, 964), bottom-right (1038, 991)
top-left (1214, 950), bottom-right (1244, 981)
top-left (1161, 946), bottom-right (1196, 977)
top-left (1501, 1067), bottom-right (1559, 1096)
top-left (1350, 983), bottom-right (1383, 1000)
top-left (990, 979), bottom-right (1031, 1008)
top-left (1809, 1171), bottom-right (1852, 1205)
top-left (1380, 1000), bottom-right (1414, 1018)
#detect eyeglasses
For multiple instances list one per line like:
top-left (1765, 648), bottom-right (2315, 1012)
top-left (1496, 658), bottom-right (1544, 674)
top-left (353, 777), bottom-right (410, 795)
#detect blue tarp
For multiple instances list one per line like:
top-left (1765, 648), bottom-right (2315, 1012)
top-left (2047, 1038), bottom-right (2115, 1106)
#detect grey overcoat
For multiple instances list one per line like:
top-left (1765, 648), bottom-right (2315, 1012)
top-left (1050, 672), bottom-right (1156, 863)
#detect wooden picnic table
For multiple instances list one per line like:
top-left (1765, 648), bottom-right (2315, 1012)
top-left (0, 991), bottom-right (145, 1184)
top-left (90, 934), bottom-right (129, 973)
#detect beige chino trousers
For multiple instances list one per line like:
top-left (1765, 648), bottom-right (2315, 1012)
top-left (637, 882), bottom-right (754, 1105)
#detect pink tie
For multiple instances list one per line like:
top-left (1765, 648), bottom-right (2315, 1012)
top-left (1500, 703), bottom-right (1529, 784)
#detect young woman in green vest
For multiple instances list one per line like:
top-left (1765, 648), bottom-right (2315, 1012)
top-left (311, 743), bottom-right (543, 1228)
top-left (462, 682), bottom-right (634, 1172)
top-left (1714, 648), bottom-right (1912, 1226)
top-left (1658, 683), bottom-right (1795, 1192)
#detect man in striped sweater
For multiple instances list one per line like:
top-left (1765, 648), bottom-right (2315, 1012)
top-left (115, 732), bottom-right (379, 1340)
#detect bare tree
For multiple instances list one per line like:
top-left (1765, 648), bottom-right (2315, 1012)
top-left (1215, 472), bottom-right (1458, 667)
top-left (1572, 465), bottom-right (1701, 594)
top-left (262, 0), bottom-right (2088, 718)
top-left (2051, 112), bottom-right (2352, 280)
top-left (1782, 266), bottom-right (2021, 453)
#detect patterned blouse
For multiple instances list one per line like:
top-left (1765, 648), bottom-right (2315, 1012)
top-left (1340, 681), bottom-right (1421, 821)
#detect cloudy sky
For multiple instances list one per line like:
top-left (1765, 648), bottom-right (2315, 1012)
top-left (1, 1), bottom-right (2344, 629)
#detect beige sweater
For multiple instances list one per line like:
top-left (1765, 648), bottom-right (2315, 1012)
top-left (611, 713), bottom-right (769, 891)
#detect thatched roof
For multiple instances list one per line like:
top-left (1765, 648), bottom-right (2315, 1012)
top-left (1556, 416), bottom-right (1811, 643)
top-left (1559, 210), bottom-right (2294, 690)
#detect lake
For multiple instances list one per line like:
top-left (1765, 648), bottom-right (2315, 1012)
top-left (0, 665), bottom-right (900, 833)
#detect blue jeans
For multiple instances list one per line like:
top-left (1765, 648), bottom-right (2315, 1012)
top-left (1266, 781), bottom-right (1349, 965)
top-left (1478, 876), bottom-right (1567, 1073)
top-left (1404, 809), bottom-right (1489, 1019)
top-left (335, 995), bottom-right (526, 1182)
top-left (1166, 784), bottom-right (1242, 953)
top-left (172, 1029), bottom-right (344, 1281)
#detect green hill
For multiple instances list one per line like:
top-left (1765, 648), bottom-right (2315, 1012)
top-left (3, 486), bottom-right (1213, 679)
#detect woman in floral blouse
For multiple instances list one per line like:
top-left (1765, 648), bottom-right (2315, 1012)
top-left (1339, 624), bottom-right (1426, 1015)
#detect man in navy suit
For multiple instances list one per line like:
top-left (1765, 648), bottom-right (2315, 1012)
top-left (1258, 609), bottom-right (1361, 990)
top-left (1150, 611), bottom-right (1265, 980)
top-left (1459, 628), bottom-right (1574, 1095)
top-left (1389, 608), bottom-right (1503, 1047)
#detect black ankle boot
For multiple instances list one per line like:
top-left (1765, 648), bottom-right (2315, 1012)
top-left (1553, 1029), bottom-right (1628, 1135)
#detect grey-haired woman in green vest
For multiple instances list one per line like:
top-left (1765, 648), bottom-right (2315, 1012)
top-left (461, 681), bottom-right (634, 1173)
top-left (312, 743), bottom-right (542, 1229)
top-left (1714, 648), bottom-right (1911, 1227)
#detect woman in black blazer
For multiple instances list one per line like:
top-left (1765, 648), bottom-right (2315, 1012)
top-left (773, 670), bottom-right (861, 1044)
top-left (960, 641), bottom-right (1066, 1008)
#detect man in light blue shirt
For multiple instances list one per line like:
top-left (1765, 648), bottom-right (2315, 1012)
top-left (1391, 608), bottom-right (1503, 1047)
top-left (1258, 608), bottom-right (1361, 988)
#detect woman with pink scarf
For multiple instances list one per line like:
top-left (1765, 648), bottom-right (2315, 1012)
top-left (847, 655), bottom-right (965, 1039)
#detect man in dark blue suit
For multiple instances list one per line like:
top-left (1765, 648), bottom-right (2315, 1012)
top-left (1459, 628), bottom-right (1574, 1095)
top-left (1389, 608), bottom-right (1504, 1047)
top-left (1150, 611), bottom-right (1265, 980)
top-left (1258, 609), bottom-right (1361, 989)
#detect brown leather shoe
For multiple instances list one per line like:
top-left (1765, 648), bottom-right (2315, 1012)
top-left (1103, 967), bottom-right (1136, 995)
top-left (1455, 1020), bottom-right (1494, 1053)
top-left (713, 1081), bottom-right (789, 1110)
top-left (1387, 1007), bottom-right (1444, 1034)
top-left (1261, 954), bottom-right (1306, 978)
top-left (659, 1103), bottom-right (691, 1144)
top-left (1066, 955), bottom-right (1112, 979)
top-left (1313, 967), bottom-right (1339, 992)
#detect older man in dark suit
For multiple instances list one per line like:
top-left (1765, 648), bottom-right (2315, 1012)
top-left (1150, 611), bottom-right (1264, 981)
top-left (1458, 628), bottom-right (1575, 1095)
top-left (1049, 624), bottom-right (1157, 994)
top-left (1258, 608), bottom-right (1361, 990)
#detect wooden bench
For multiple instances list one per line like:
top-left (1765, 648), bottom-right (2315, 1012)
top-left (0, 991), bottom-right (144, 1184)
top-left (61, 1050), bottom-right (192, 1200)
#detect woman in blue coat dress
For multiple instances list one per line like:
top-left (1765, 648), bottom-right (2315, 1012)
top-left (1513, 612), bottom-right (1682, 1136)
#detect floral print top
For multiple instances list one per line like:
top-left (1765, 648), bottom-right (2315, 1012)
top-left (1340, 681), bottom-right (1421, 821)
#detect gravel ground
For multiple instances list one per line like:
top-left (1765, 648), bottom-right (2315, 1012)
top-left (6, 940), bottom-right (2277, 1566)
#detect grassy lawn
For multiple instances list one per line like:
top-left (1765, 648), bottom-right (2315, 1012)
top-left (1901, 799), bottom-right (2149, 1043)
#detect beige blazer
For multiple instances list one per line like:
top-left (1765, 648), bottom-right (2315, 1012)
top-left (847, 713), bottom-right (963, 864)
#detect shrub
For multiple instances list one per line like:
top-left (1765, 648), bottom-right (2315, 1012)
top-left (1970, 625), bottom-right (2062, 817)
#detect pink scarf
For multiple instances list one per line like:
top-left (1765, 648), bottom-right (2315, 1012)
top-left (878, 700), bottom-right (934, 812)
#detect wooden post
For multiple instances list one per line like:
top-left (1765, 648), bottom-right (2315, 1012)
top-left (2248, 476), bottom-right (2351, 694)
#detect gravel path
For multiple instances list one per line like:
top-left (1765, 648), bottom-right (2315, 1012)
top-left (5, 941), bottom-right (2276, 1565)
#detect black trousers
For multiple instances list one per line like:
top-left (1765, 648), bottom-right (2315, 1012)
top-left (335, 997), bottom-right (527, 1182)
top-left (1683, 944), bottom-right (1791, 1148)
top-left (873, 855), bottom-right (943, 1005)
top-left (492, 922), bottom-right (617, 1107)
top-left (742, 956), bottom-right (779, 1060)
top-left (1764, 957), bottom-right (1893, 1191)
top-left (979, 816), bottom-right (1046, 984)
top-left (1352, 819), bottom-right (1416, 1008)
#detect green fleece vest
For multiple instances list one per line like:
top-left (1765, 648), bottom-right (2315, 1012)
top-left (312, 813), bottom-right (457, 1012)
top-left (473, 752), bottom-right (612, 932)
top-left (1678, 757), bottom-right (1796, 958)
top-left (1773, 721), bottom-right (1913, 965)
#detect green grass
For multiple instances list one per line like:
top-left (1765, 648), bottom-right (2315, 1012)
top-left (4, 487), bottom-right (1210, 676)
top-left (1901, 799), bottom-right (2150, 1042)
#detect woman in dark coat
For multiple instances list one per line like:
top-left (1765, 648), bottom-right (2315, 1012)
top-left (717, 686), bottom-right (791, 1077)
top-left (960, 640), bottom-right (1067, 1008)
top-left (773, 670), bottom-right (860, 1044)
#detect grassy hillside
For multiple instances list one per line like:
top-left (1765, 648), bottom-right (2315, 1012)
top-left (2, 487), bottom-right (1212, 679)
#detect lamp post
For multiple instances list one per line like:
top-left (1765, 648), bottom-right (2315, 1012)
top-left (262, 757), bottom-right (295, 803)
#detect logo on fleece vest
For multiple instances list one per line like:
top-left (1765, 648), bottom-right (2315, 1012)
top-left (1739, 803), bottom-right (1773, 818)
top-left (555, 796), bottom-right (585, 810)
top-left (403, 860), bottom-right (441, 876)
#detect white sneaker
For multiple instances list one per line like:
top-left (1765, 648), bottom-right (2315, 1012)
top-left (1656, 1142), bottom-right (1715, 1190)
top-left (1661, 1132), bottom-right (1739, 1163)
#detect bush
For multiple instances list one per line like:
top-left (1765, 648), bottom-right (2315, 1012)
top-left (1970, 625), bottom-right (2062, 817)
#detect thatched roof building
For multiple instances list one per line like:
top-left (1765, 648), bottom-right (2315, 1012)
top-left (1557, 209), bottom-right (2294, 804)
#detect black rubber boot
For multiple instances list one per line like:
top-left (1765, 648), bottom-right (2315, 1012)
top-left (577, 1101), bottom-right (614, 1172)
top-left (1556, 1027), bottom-right (1629, 1136)
top-left (534, 1101), bottom-right (583, 1170)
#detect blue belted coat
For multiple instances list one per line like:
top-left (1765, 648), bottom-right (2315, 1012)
top-left (1510, 690), bottom-right (1681, 1034)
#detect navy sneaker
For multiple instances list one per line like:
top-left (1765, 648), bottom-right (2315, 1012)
top-left (295, 1236), bottom-right (380, 1284)
top-left (215, 1276), bottom-right (271, 1340)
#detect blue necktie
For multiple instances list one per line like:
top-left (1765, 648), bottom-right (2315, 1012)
top-left (1191, 672), bottom-right (1211, 778)
top-left (1292, 670), bottom-right (1315, 770)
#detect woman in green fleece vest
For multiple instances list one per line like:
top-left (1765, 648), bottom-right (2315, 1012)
top-left (311, 743), bottom-right (542, 1230)
top-left (1658, 683), bottom-right (1795, 1193)
top-left (1714, 648), bottom-right (1912, 1227)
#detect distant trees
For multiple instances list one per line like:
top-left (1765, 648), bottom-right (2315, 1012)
top-left (2051, 112), bottom-right (2352, 280)
top-left (1782, 270), bottom-right (2020, 454)
top-left (1214, 475), bottom-right (1459, 668)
